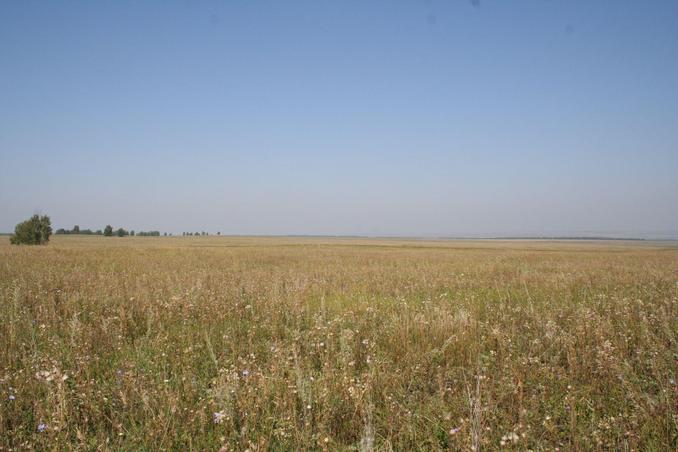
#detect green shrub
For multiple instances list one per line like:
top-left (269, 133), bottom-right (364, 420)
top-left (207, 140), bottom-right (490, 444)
top-left (9, 214), bottom-right (52, 245)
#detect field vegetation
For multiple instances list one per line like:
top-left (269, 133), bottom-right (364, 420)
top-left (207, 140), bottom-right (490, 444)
top-left (1, 236), bottom-right (676, 450)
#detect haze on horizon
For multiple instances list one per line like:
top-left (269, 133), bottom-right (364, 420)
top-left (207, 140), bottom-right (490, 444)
top-left (1, 1), bottom-right (677, 239)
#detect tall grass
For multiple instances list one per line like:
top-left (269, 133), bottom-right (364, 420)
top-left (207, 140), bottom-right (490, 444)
top-left (1, 236), bottom-right (676, 450)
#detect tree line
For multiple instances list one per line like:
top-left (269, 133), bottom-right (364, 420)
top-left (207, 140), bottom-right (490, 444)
top-left (9, 214), bottom-right (222, 245)
top-left (181, 232), bottom-right (221, 236)
top-left (55, 225), bottom-right (168, 237)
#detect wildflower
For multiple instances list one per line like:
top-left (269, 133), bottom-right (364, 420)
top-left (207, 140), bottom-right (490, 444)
top-left (500, 432), bottom-right (519, 446)
top-left (37, 423), bottom-right (47, 433)
top-left (449, 427), bottom-right (461, 435)
top-left (8, 395), bottom-right (15, 401)
top-left (36, 370), bottom-right (54, 382)
top-left (242, 369), bottom-right (250, 377)
top-left (213, 411), bottom-right (226, 424)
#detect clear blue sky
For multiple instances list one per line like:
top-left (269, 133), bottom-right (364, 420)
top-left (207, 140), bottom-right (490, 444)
top-left (1, 0), bottom-right (677, 237)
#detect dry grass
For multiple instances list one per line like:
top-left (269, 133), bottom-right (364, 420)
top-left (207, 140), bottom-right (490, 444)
top-left (1, 236), bottom-right (677, 450)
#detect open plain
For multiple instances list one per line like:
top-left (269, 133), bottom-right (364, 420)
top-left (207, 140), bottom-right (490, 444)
top-left (1, 236), bottom-right (677, 450)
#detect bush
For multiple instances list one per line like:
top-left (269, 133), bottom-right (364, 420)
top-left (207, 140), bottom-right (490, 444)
top-left (10, 215), bottom-right (52, 245)
top-left (104, 225), bottom-right (113, 237)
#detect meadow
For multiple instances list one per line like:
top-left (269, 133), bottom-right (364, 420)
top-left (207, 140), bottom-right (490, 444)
top-left (0, 236), bottom-right (676, 450)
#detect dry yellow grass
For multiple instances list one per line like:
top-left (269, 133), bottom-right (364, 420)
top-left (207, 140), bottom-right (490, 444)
top-left (1, 236), bottom-right (677, 450)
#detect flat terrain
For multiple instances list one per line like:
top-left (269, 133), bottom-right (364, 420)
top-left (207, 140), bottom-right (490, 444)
top-left (1, 236), bottom-right (677, 450)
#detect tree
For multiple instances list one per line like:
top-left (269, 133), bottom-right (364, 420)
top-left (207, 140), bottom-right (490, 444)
top-left (10, 215), bottom-right (52, 245)
top-left (104, 225), bottom-right (113, 237)
top-left (130, 230), bottom-right (135, 236)
top-left (72, 225), bottom-right (80, 234)
top-left (116, 228), bottom-right (126, 237)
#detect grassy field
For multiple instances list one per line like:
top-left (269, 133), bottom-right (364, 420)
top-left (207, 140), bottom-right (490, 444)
top-left (1, 236), bottom-right (676, 450)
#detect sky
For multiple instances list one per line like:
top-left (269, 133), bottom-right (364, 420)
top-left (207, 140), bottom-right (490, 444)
top-left (1, 0), bottom-right (677, 238)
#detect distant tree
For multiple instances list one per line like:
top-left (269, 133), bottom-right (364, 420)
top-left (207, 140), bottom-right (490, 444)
top-left (130, 230), bottom-right (135, 236)
top-left (56, 228), bottom-right (66, 234)
top-left (116, 228), bottom-right (126, 237)
top-left (217, 232), bottom-right (221, 236)
top-left (104, 225), bottom-right (113, 237)
top-left (163, 232), bottom-right (167, 236)
top-left (10, 215), bottom-right (52, 245)
top-left (136, 230), bottom-right (159, 237)
top-left (72, 225), bottom-right (80, 234)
